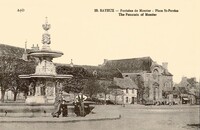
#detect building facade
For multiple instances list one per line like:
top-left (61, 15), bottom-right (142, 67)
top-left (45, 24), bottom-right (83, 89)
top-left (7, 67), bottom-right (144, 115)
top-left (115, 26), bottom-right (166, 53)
top-left (173, 77), bottom-right (200, 105)
top-left (102, 57), bottom-right (173, 103)
top-left (111, 77), bottom-right (138, 104)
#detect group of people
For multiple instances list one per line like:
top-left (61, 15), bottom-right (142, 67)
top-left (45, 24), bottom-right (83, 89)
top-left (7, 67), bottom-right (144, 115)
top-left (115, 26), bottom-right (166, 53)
top-left (51, 93), bottom-right (91, 118)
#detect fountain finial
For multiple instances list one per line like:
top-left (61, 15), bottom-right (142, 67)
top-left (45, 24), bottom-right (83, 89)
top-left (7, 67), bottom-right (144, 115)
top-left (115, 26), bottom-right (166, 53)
top-left (25, 40), bottom-right (27, 53)
top-left (70, 59), bottom-right (74, 67)
top-left (42, 17), bottom-right (51, 31)
top-left (42, 17), bottom-right (51, 47)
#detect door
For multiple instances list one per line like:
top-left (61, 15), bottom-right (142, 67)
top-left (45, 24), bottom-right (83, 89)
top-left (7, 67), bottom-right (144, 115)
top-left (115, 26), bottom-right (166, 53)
top-left (132, 97), bottom-right (134, 104)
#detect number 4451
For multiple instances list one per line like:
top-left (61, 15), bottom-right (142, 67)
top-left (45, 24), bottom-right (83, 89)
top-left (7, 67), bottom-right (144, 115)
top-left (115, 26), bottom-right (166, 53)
top-left (17, 8), bottom-right (25, 12)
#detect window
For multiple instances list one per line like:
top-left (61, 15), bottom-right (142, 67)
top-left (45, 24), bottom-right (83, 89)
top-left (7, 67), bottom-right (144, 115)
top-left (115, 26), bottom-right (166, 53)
top-left (126, 97), bottom-right (128, 103)
top-left (126, 89), bottom-right (128, 94)
top-left (132, 89), bottom-right (134, 94)
top-left (162, 91), bottom-right (167, 99)
top-left (153, 69), bottom-right (159, 80)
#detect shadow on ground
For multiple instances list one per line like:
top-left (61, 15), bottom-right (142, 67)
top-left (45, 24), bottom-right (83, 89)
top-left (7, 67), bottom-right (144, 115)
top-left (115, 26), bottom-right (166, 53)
top-left (187, 124), bottom-right (200, 128)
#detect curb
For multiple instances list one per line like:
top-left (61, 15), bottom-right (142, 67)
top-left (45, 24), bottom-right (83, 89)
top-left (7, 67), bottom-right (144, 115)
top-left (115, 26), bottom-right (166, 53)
top-left (0, 115), bottom-right (121, 123)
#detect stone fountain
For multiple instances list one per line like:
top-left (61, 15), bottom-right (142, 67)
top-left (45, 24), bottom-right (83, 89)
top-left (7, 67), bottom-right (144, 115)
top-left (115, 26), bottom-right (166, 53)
top-left (0, 18), bottom-right (96, 117)
top-left (19, 17), bottom-right (73, 104)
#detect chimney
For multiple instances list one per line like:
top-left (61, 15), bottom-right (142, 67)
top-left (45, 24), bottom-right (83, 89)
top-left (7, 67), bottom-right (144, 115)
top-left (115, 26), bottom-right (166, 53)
top-left (31, 44), bottom-right (39, 51)
top-left (162, 62), bottom-right (168, 70)
top-left (191, 77), bottom-right (196, 82)
top-left (152, 61), bottom-right (157, 66)
top-left (103, 59), bottom-right (108, 65)
top-left (70, 59), bottom-right (74, 67)
top-left (36, 44), bottom-right (39, 50)
top-left (181, 76), bottom-right (187, 82)
top-left (24, 41), bottom-right (27, 53)
top-left (31, 44), bottom-right (35, 50)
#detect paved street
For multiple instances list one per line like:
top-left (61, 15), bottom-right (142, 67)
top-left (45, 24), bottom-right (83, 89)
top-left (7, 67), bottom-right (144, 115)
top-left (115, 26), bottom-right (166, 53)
top-left (0, 105), bottom-right (199, 130)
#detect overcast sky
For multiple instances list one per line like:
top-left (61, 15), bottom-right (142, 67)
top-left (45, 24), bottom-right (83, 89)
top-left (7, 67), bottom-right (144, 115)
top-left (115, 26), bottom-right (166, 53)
top-left (0, 0), bottom-right (199, 83)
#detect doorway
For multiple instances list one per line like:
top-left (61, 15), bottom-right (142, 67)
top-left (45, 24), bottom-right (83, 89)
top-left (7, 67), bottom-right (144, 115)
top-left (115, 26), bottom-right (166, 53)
top-left (132, 97), bottom-right (134, 104)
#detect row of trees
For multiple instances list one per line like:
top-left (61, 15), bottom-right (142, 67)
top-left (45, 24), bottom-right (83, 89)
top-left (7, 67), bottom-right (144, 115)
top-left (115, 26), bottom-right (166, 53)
top-left (0, 57), bottom-right (148, 104)
top-left (57, 65), bottom-right (124, 104)
top-left (0, 59), bottom-right (121, 103)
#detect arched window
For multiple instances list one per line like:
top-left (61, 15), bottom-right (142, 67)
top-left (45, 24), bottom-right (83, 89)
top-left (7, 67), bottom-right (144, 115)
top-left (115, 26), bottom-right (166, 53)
top-left (153, 69), bottom-right (159, 79)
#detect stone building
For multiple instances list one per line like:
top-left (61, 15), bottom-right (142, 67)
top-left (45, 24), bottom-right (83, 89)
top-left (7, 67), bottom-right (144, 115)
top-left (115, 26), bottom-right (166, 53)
top-left (102, 57), bottom-right (173, 103)
top-left (112, 77), bottom-right (138, 104)
top-left (173, 77), bottom-right (200, 104)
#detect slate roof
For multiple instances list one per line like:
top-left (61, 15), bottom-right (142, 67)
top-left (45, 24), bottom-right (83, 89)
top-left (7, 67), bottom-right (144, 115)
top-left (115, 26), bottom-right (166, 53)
top-left (103, 57), bottom-right (173, 76)
top-left (113, 77), bottom-right (138, 89)
top-left (103, 57), bottom-right (153, 73)
top-left (161, 70), bottom-right (173, 76)
top-left (159, 65), bottom-right (173, 76)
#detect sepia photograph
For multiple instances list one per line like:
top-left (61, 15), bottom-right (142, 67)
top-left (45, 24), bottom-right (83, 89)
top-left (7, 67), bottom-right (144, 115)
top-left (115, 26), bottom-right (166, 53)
top-left (0, 0), bottom-right (199, 130)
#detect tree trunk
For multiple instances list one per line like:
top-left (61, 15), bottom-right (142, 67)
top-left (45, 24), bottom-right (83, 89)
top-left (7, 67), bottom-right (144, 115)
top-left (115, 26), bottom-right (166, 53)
top-left (24, 92), bottom-right (27, 99)
top-left (13, 92), bottom-right (18, 101)
top-left (1, 90), bottom-right (5, 103)
top-left (114, 95), bottom-right (117, 104)
top-left (104, 94), bottom-right (107, 105)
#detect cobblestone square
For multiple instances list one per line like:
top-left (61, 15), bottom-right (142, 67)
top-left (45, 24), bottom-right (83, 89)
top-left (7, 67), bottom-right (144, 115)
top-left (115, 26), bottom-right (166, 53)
top-left (0, 105), bottom-right (199, 130)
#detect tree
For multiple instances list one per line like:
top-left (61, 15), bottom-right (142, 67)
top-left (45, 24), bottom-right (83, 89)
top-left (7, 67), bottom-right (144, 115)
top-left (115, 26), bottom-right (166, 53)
top-left (56, 65), bottom-right (90, 93)
top-left (98, 80), bottom-right (112, 104)
top-left (10, 75), bottom-right (31, 101)
top-left (82, 78), bottom-right (100, 98)
top-left (0, 56), bottom-right (35, 102)
top-left (10, 59), bottom-right (35, 101)
top-left (110, 89), bottom-right (123, 104)
top-left (0, 56), bottom-right (18, 102)
top-left (62, 78), bottom-right (87, 93)
top-left (143, 86), bottom-right (150, 102)
top-left (0, 73), bottom-right (11, 102)
top-left (134, 75), bottom-right (145, 104)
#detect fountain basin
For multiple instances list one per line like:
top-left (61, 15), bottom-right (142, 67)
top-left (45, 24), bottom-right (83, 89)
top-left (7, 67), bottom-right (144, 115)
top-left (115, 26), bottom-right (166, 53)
top-left (19, 74), bottom-right (73, 79)
top-left (29, 50), bottom-right (63, 58)
top-left (0, 103), bottom-right (95, 117)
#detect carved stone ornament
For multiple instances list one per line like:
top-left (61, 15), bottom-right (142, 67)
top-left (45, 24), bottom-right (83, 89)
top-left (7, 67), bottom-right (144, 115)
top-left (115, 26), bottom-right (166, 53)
top-left (42, 33), bottom-right (51, 44)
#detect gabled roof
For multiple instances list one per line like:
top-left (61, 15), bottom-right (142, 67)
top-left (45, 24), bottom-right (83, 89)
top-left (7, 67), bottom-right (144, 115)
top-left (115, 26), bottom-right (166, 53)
top-left (159, 65), bottom-right (173, 76)
top-left (103, 57), bottom-right (153, 73)
top-left (113, 77), bottom-right (138, 89)
top-left (161, 69), bottom-right (173, 76)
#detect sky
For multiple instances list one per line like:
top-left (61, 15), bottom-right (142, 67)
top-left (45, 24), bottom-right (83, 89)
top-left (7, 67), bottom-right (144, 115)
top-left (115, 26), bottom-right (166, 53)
top-left (0, 0), bottom-right (199, 83)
